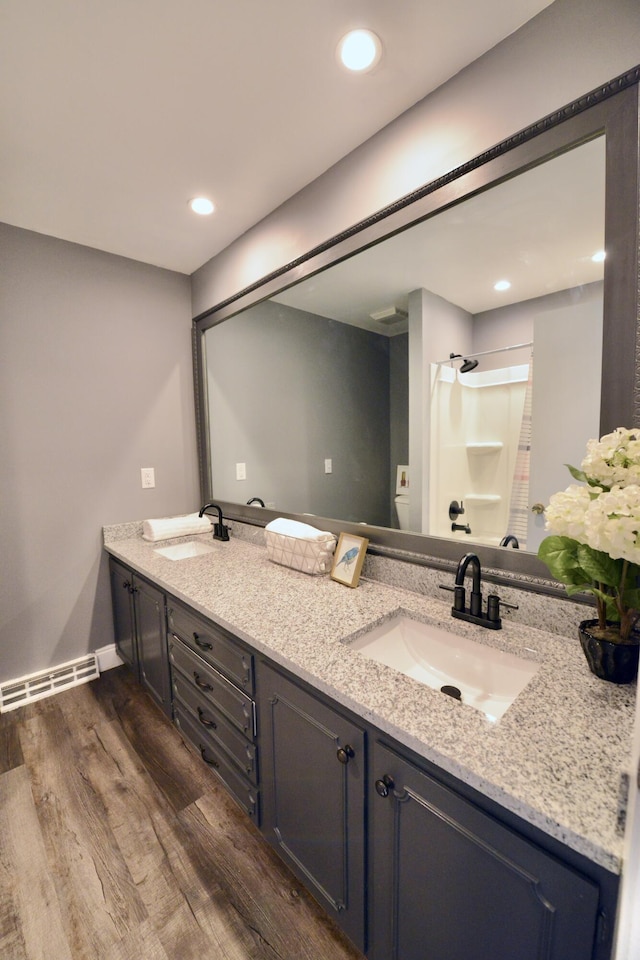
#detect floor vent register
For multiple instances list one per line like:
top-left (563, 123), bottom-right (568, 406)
top-left (0, 654), bottom-right (100, 712)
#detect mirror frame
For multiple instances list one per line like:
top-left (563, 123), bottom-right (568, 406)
top-left (192, 67), bottom-right (640, 592)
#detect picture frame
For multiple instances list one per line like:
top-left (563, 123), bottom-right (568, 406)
top-left (330, 532), bottom-right (369, 588)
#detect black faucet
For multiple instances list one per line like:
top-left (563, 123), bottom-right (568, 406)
top-left (246, 497), bottom-right (265, 507)
top-left (455, 553), bottom-right (483, 617)
top-left (449, 500), bottom-right (471, 534)
top-left (439, 552), bottom-right (518, 630)
top-left (499, 534), bottom-right (519, 548)
top-left (198, 502), bottom-right (230, 541)
top-left (451, 521), bottom-right (472, 534)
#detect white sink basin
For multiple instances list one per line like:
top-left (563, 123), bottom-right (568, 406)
top-left (349, 615), bottom-right (539, 722)
top-left (154, 540), bottom-right (218, 561)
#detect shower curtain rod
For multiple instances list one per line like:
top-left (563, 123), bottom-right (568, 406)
top-left (434, 341), bottom-right (533, 365)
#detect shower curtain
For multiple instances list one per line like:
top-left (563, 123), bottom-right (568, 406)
top-left (507, 354), bottom-right (533, 547)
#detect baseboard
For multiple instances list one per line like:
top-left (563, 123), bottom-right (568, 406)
top-left (94, 644), bottom-right (124, 672)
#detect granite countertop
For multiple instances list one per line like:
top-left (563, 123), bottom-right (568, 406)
top-left (103, 525), bottom-right (637, 874)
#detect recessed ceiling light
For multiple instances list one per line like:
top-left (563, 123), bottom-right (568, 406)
top-left (494, 280), bottom-right (511, 291)
top-left (591, 250), bottom-right (606, 262)
top-left (190, 197), bottom-right (214, 215)
top-left (337, 29), bottom-right (382, 73)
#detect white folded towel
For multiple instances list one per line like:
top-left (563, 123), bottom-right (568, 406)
top-left (264, 518), bottom-right (337, 575)
top-left (265, 518), bottom-right (334, 542)
top-left (142, 513), bottom-right (213, 542)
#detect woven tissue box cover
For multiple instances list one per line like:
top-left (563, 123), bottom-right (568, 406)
top-left (264, 530), bottom-right (337, 575)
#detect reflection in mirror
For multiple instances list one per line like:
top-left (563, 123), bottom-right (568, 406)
top-left (205, 136), bottom-right (605, 556)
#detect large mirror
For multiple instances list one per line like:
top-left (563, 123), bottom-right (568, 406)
top-left (194, 70), bottom-right (639, 585)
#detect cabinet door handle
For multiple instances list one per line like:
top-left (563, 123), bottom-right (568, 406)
top-left (337, 744), bottom-right (355, 764)
top-left (193, 672), bottom-right (214, 692)
top-left (193, 633), bottom-right (213, 651)
top-left (200, 746), bottom-right (219, 768)
top-left (375, 774), bottom-right (395, 798)
top-left (197, 706), bottom-right (217, 729)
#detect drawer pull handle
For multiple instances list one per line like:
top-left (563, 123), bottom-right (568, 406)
top-left (197, 706), bottom-right (217, 729)
top-left (337, 744), bottom-right (355, 765)
top-left (194, 672), bottom-right (213, 692)
top-left (200, 746), bottom-right (219, 768)
top-left (194, 633), bottom-right (213, 651)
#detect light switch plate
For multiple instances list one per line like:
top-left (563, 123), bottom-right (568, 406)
top-left (236, 462), bottom-right (247, 481)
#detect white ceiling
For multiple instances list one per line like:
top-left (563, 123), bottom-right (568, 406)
top-left (274, 137), bottom-right (606, 327)
top-left (1, 0), bottom-right (553, 275)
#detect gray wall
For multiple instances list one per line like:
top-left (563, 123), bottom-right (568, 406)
top-left (0, 223), bottom-right (197, 682)
top-left (206, 300), bottom-right (391, 525)
top-left (191, 0), bottom-right (640, 318)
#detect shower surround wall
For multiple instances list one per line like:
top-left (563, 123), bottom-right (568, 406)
top-left (429, 364), bottom-right (529, 545)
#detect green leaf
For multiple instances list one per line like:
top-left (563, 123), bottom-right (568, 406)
top-left (575, 544), bottom-right (623, 588)
top-left (566, 463), bottom-right (588, 483)
top-left (538, 536), bottom-right (591, 587)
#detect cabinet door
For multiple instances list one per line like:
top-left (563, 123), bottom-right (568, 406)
top-left (109, 558), bottom-right (137, 675)
top-left (134, 575), bottom-right (171, 717)
top-left (258, 663), bottom-right (366, 953)
top-left (370, 740), bottom-right (601, 960)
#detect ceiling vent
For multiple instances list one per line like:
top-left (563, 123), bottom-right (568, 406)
top-left (370, 306), bottom-right (408, 326)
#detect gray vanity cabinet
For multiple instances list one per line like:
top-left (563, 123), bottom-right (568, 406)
top-left (257, 662), bottom-right (366, 953)
top-left (109, 557), bottom-right (171, 717)
top-left (107, 554), bottom-right (618, 960)
top-left (369, 739), bottom-right (607, 960)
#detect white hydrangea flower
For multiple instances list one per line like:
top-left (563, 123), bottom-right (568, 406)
top-left (581, 428), bottom-right (640, 488)
top-left (544, 484), bottom-right (593, 542)
top-left (584, 484), bottom-right (640, 564)
top-left (540, 434), bottom-right (640, 638)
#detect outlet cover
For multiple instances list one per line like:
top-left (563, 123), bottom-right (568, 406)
top-left (236, 462), bottom-right (247, 481)
top-left (141, 467), bottom-right (155, 489)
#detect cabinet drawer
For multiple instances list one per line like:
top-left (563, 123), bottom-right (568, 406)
top-left (167, 601), bottom-right (253, 693)
top-left (175, 703), bottom-right (259, 821)
top-left (173, 672), bottom-right (258, 784)
top-left (169, 637), bottom-right (255, 738)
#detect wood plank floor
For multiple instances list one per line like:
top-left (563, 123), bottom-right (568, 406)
top-left (0, 667), bottom-right (365, 960)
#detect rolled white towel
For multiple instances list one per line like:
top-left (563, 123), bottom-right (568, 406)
top-left (265, 518), bottom-right (334, 542)
top-left (142, 513), bottom-right (213, 542)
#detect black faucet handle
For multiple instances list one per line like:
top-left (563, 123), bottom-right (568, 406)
top-left (454, 585), bottom-right (465, 612)
top-left (487, 594), bottom-right (519, 624)
top-left (487, 594), bottom-right (501, 623)
top-left (439, 583), bottom-right (466, 612)
top-left (449, 500), bottom-right (465, 520)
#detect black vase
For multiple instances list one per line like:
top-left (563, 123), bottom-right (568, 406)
top-left (578, 619), bottom-right (640, 684)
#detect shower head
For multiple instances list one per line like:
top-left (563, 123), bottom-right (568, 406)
top-left (449, 353), bottom-right (479, 373)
